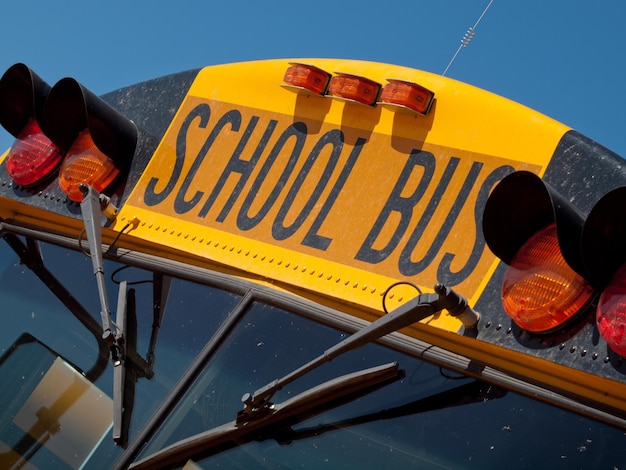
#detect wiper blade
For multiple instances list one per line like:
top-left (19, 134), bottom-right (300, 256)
top-left (129, 362), bottom-right (402, 470)
top-left (270, 380), bottom-right (508, 445)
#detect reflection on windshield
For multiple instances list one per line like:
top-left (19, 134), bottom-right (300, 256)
top-left (0, 335), bottom-right (111, 469)
top-left (0, 237), bottom-right (242, 469)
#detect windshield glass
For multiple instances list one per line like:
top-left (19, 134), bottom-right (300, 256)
top-left (2, 234), bottom-right (626, 469)
top-left (0, 236), bottom-right (242, 469)
top-left (135, 301), bottom-right (626, 469)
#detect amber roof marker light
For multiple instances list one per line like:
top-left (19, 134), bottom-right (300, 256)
top-left (0, 63), bottom-right (64, 186)
top-left (282, 63), bottom-right (331, 95)
top-left (42, 77), bottom-right (138, 202)
top-left (483, 171), bottom-right (594, 333)
top-left (326, 72), bottom-right (381, 106)
top-left (378, 79), bottom-right (435, 115)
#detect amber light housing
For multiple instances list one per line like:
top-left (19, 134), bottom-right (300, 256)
top-left (483, 171), bottom-right (595, 334)
top-left (502, 223), bottom-right (594, 332)
top-left (58, 130), bottom-right (121, 202)
top-left (378, 79), bottom-right (434, 115)
top-left (42, 77), bottom-right (137, 202)
top-left (282, 63), bottom-right (330, 95)
top-left (327, 73), bottom-right (381, 106)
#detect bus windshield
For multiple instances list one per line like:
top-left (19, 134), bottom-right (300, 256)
top-left (0, 233), bottom-right (625, 469)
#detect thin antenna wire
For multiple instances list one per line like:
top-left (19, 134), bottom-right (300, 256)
top-left (442, 0), bottom-right (494, 76)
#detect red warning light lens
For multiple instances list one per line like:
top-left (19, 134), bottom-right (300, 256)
top-left (58, 130), bottom-right (120, 202)
top-left (327, 73), bottom-right (380, 105)
top-left (597, 264), bottom-right (626, 357)
top-left (379, 80), bottom-right (434, 115)
top-left (283, 63), bottom-right (330, 95)
top-left (502, 223), bottom-right (593, 332)
top-left (6, 118), bottom-right (63, 186)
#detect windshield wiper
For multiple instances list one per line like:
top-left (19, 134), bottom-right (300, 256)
top-left (268, 380), bottom-right (507, 445)
top-left (238, 283), bottom-right (479, 425)
top-left (129, 284), bottom-right (479, 469)
top-left (129, 362), bottom-right (402, 470)
top-left (79, 184), bottom-right (170, 445)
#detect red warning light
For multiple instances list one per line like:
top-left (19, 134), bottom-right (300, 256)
top-left (6, 118), bottom-right (63, 187)
top-left (597, 264), bottom-right (626, 357)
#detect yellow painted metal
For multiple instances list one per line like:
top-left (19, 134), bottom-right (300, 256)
top-left (116, 59), bottom-right (569, 329)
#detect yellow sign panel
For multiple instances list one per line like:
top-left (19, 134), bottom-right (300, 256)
top-left (120, 59), bottom-right (566, 315)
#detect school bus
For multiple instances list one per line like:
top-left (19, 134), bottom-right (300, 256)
top-left (0, 59), bottom-right (625, 469)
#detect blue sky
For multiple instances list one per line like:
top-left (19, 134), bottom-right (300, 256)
top-left (1, 0), bottom-right (625, 158)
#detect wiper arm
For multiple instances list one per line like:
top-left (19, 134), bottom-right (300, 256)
top-left (239, 283), bottom-right (479, 424)
top-left (79, 184), bottom-right (123, 363)
top-left (129, 362), bottom-right (402, 470)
